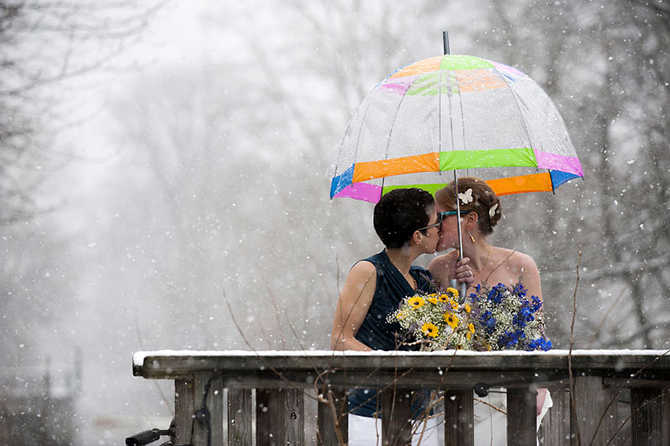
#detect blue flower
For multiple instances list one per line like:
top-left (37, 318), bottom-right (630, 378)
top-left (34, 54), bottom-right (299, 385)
top-left (513, 305), bottom-right (535, 328)
top-left (530, 295), bottom-right (543, 312)
top-left (487, 284), bottom-right (506, 304)
top-left (513, 282), bottom-right (527, 298)
top-left (529, 338), bottom-right (552, 351)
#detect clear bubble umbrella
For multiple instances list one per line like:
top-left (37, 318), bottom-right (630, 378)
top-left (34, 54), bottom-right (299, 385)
top-left (329, 55), bottom-right (583, 202)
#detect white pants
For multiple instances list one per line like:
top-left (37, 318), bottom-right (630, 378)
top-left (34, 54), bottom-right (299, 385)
top-left (474, 389), bottom-right (554, 446)
top-left (348, 413), bottom-right (441, 446)
top-left (347, 390), bottom-right (553, 446)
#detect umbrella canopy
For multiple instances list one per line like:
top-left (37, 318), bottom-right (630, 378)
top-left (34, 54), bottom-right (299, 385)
top-left (329, 54), bottom-right (583, 203)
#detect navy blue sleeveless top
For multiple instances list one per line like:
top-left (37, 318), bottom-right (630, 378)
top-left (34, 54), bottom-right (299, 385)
top-left (349, 250), bottom-right (433, 417)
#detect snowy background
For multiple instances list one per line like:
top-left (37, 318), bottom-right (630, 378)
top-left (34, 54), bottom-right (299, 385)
top-left (2, 1), bottom-right (669, 444)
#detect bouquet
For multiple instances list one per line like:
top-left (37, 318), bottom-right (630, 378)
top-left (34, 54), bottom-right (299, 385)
top-left (389, 279), bottom-right (552, 352)
top-left (468, 280), bottom-right (552, 351)
top-left (388, 287), bottom-right (476, 351)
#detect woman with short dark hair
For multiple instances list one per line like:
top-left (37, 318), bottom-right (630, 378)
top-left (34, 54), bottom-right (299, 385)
top-left (331, 187), bottom-right (472, 445)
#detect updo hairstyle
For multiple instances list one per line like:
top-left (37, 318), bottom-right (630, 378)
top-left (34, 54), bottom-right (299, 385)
top-left (434, 177), bottom-right (502, 235)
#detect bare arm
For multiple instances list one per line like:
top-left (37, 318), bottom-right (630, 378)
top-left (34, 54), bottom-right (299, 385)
top-left (330, 261), bottom-right (377, 351)
top-left (517, 253), bottom-right (543, 303)
top-left (515, 253), bottom-right (548, 414)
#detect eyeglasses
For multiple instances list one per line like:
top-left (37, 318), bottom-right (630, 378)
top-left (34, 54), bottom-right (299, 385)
top-left (438, 210), bottom-right (471, 218)
top-left (417, 213), bottom-right (443, 232)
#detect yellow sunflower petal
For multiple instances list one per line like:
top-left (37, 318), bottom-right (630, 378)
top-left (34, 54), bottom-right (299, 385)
top-left (408, 296), bottom-right (425, 309)
top-left (446, 287), bottom-right (459, 298)
top-left (421, 322), bottom-right (439, 338)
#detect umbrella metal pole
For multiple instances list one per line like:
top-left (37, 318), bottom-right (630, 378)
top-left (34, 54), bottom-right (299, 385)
top-left (443, 30), bottom-right (467, 301)
top-left (453, 172), bottom-right (467, 302)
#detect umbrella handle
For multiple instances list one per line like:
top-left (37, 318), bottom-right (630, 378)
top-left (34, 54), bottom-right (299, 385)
top-left (450, 279), bottom-right (467, 304)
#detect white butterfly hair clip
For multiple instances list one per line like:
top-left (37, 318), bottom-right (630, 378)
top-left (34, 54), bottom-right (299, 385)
top-left (458, 188), bottom-right (473, 205)
top-left (489, 203), bottom-right (498, 218)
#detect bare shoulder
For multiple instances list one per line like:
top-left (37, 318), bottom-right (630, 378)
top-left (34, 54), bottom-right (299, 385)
top-left (342, 260), bottom-right (377, 291)
top-left (511, 250), bottom-right (539, 273)
top-left (349, 259), bottom-right (376, 278)
top-left (497, 248), bottom-right (542, 298)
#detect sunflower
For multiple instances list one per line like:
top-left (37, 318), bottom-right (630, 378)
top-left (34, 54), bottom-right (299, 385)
top-left (408, 296), bottom-right (425, 309)
top-left (422, 322), bottom-right (439, 338)
top-left (445, 287), bottom-right (459, 299)
top-left (438, 293), bottom-right (449, 303)
top-left (464, 302), bottom-right (471, 313)
top-left (396, 311), bottom-right (406, 320)
top-left (444, 312), bottom-right (459, 329)
top-left (427, 296), bottom-right (439, 305)
top-left (468, 323), bottom-right (475, 333)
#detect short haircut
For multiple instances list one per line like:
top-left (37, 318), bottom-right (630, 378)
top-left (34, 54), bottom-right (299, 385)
top-left (373, 188), bottom-right (434, 249)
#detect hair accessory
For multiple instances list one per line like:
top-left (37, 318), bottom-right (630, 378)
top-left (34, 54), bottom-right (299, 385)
top-left (489, 203), bottom-right (498, 218)
top-left (459, 188), bottom-right (473, 205)
top-left (469, 230), bottom-right (476, 244)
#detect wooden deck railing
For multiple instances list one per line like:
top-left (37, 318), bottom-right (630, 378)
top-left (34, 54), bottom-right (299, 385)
top-left (131, 350), bottom-right (670, 446)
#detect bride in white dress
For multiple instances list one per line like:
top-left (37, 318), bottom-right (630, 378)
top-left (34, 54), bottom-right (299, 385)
top-left (428, 177), bottom-right (552, 445)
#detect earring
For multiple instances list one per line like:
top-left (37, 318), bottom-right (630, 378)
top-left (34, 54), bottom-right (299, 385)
top-left (469, 230), bottom-right (476, 244)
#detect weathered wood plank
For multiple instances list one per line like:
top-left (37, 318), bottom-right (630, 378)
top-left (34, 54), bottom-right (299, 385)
top-left (133, 350), bottom-right (670, 380)
top-left (631, 387), bottom-right (668, 446)
top-left (218, 369), bottom-right (557, 391)
top-left (257, 389), bottom-right (305, 446)
top-left (317, 387), bottom-right (348, 446)
top-left (228, 388), bottom-right (252, 445)
top-left (209, 376), bottom-right (224, 445)
top-left (508, 387), bottom-right (537, 446)
top-left (538, 386), bottom-right (570, 446)
top-left (572, 376), bottom-right (618, 446)
top-left (381, 387), bottom-right (412, 446)
top-left (444, 389), bottom-right (474, 446)
top-left (663, 389), bottom-right (670, 446)
top-left (192, 372), bottom-right (222, 446)
top-left (174, 379), bottom-right (194, 445)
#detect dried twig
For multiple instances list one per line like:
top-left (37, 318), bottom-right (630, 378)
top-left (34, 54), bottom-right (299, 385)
top-left (569, 250), bottom-right (583, 446)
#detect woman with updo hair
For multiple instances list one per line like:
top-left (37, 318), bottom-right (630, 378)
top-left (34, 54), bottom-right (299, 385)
top-left (428, 177), bottom-right (551, 445)
top-left (429, 176), bottom-right (540, 303)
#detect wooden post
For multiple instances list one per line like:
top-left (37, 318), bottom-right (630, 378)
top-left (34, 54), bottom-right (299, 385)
top-left (257, 389), bottom-right (305, 446)
top-left (507, 387), bottom-right (537, 446)
top-left (228, 388), bottom-right (252, 445)
top-left (381, 388), bottom-right (412, 446)
top-left (175, 379), bottom-right (194, 445)
top-left (631, 387), bottom-right (668, 446)
top-left (317, 387), bottom-right (348, 446)
top-left (192, 372), bottom-right (224, 446)
top-left (538, 386), bottom-right (570, 446)
top-left (444, 389), bottom-right (474, 446)
top-left (572, 376), bottom-right (618, 446)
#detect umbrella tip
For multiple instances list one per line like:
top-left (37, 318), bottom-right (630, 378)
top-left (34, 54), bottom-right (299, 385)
top-left (443, 31), bottom-right (450, 55)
